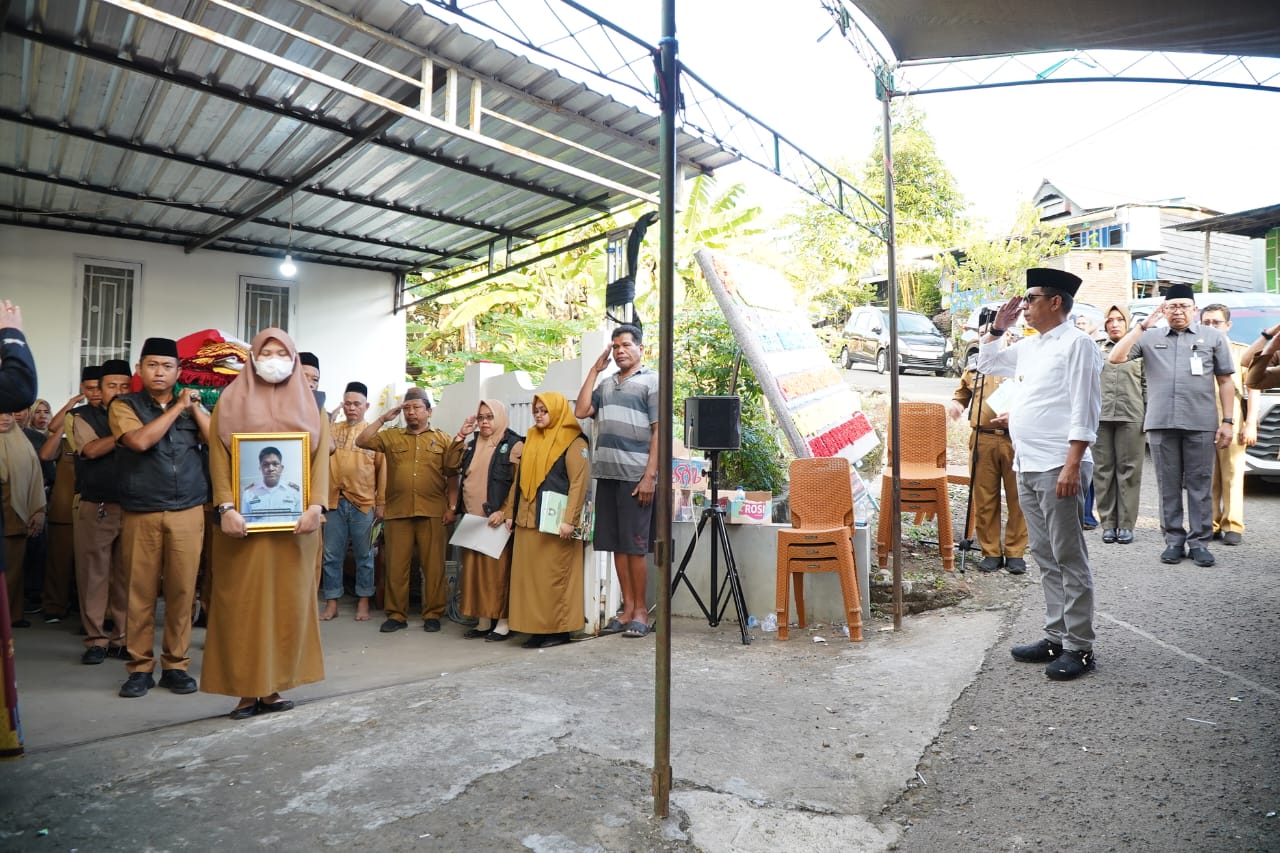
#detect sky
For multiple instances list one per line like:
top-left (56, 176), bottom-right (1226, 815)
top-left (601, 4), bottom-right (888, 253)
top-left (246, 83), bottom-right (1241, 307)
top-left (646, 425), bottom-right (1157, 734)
top-left (583, 1), bottom-right (1280, 232)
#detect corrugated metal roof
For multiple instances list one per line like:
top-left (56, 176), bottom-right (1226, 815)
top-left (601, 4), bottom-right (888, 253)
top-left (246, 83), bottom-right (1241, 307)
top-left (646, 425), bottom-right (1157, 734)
top-left (1173, 204), bottom-right (1280, 240)
top-left (1, 0), bottom-right (736, 274)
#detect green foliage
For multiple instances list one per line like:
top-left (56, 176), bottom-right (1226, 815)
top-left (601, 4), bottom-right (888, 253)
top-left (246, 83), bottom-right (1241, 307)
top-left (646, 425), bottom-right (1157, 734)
top-left (673, 307), bottom-right (789, 493)
top-left (860, 100), bottom-right (967, 249)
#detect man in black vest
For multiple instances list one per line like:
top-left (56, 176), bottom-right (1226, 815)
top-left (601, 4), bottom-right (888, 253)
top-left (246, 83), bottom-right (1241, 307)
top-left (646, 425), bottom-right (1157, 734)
top-left (109, 338), bottom-right (211, 698)
top-left (72, 360), bottom-right (133, 664)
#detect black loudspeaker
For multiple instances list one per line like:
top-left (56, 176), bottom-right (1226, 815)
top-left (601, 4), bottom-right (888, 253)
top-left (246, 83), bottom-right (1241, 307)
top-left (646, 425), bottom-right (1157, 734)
top-left (684, 396), bottom-right (741, 451)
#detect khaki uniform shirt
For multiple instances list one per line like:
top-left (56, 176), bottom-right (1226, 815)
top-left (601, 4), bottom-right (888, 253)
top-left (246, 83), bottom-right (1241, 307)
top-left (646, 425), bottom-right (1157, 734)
top-left (1098, 338), bottom-right (1146, 424)
top-left (361, 427), bottom-right (463, 519)
top-left (328, 419), bottom-right (386, 513)
top-left (952, 369), bottom-right (1007, 431)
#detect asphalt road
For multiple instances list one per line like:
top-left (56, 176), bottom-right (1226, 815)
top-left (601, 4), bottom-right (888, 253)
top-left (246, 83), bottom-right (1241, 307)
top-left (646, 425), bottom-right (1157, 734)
top-left (889, 471), bottom-right (1280, 852)
top-left (842, 363), bottom-right (960, 405)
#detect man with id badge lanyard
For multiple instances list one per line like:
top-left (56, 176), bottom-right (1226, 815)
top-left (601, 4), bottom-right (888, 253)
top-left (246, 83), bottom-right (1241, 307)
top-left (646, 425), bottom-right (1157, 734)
top-left (1107, 284), bottom-right (1235, 568)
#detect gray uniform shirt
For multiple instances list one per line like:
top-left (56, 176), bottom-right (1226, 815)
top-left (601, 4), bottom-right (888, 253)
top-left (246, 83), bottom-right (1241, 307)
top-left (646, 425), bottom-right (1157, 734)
top-left (1125, 324), bottom-right (1233, 432)
top-left (1099, 338), bottom-right (1146, 424)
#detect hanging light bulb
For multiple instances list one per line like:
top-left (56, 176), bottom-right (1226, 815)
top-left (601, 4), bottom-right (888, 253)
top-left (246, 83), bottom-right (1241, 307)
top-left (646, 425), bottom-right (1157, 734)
top-left (279, 195), bottom-right (297, 277)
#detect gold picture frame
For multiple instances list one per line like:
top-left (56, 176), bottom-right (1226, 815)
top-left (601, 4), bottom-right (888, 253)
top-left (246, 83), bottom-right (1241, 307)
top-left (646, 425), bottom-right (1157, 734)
top-left (231, 432), bottom-right (311, 533)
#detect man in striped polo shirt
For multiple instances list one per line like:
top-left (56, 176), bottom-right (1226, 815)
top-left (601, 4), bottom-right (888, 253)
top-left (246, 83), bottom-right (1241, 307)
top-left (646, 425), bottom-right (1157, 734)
top-left (576, 324), bottom-right (659, 638)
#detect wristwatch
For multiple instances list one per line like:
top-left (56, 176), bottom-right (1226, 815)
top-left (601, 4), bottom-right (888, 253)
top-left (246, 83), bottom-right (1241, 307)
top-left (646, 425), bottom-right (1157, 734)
top-left (1262, 329), bottom-right (1275, 341)
top-left (215, 503), bottom-right (235, 518)
top-left (1221, 418), bottom-right (1234, 425)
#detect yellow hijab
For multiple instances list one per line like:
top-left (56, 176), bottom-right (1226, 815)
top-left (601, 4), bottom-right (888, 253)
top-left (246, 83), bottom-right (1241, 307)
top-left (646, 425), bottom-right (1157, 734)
top-left (518, 392), bottom-right (583, 500)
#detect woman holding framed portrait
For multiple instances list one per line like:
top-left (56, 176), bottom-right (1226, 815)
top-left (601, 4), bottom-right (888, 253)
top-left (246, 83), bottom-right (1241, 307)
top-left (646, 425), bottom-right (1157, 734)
top-left (202, 328), bottom-right (328, 720)
top-left (503, 392), bottom-right (590, 649)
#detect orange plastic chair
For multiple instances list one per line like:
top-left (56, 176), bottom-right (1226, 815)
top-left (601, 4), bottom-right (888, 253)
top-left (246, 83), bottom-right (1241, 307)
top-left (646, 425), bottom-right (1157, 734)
top-left (876, 402), bottom-right (955, 571)
top-left (775, 457), bottom-right (863, 642)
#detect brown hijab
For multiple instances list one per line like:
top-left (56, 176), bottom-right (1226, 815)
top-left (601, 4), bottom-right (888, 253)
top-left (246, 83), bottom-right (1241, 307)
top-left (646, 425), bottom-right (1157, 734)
top-left (214, 328), bottom-right (321, 449)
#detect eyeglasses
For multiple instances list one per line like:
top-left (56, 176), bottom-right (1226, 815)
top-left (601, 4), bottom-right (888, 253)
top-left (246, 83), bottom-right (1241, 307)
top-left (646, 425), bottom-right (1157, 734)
top-left (1201, 319), bottom-right (1227, 327)
top-left (475, 414), bottom-right (495, 421)
top-left (1164, 303), bottom-right (1194, 313)
top-left (1022, 293), bottom-right (1051, 304)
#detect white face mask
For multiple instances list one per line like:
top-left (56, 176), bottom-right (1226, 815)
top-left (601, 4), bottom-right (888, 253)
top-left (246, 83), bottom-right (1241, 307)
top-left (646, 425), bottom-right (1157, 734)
top-left (252, 355), bottom-right (295, 384)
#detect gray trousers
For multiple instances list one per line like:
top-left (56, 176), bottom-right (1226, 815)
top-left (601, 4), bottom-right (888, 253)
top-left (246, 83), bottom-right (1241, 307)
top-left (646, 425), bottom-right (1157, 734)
top-left (1017, 464), bottom-right (1095, 652)
top-left (1146, 429), bottom-right (1215, 549)
top-left (1092, 420), bottom-right (1145, 531)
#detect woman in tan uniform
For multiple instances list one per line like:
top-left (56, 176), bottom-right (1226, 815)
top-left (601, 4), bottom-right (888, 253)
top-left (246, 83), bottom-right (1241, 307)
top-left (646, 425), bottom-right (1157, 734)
top-left (203, 328), bottom-right (328, 719)
top-left (455, 399), bottom-right (523, 642)
top-left (505, 392), bottom-right (590, 649)
top-left (0, 412), bottom-right (45, 627)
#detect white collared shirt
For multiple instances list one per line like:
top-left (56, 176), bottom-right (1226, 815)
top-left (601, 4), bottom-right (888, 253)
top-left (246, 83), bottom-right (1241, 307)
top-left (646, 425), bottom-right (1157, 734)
top-left (977, 322), bottom-right (1102, 473)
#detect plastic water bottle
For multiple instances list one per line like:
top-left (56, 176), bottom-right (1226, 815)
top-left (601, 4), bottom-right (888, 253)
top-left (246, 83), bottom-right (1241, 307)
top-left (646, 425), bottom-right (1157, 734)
top-left (746, 614), bottom-right (759, 628)
top-left (734, 485), bottom-right (746, 503)
top-left (761, 613), bottom-right (778, 633)
top-left (854, 498), bottom-right (869, 529)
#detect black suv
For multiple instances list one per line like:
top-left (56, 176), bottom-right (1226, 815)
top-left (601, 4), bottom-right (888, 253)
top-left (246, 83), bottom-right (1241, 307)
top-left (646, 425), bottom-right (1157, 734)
top-left (837, 306), bottom-right (952, 375)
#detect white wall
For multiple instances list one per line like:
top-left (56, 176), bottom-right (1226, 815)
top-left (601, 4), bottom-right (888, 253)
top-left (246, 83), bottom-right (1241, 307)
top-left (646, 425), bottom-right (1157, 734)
top-left (0, 225), bottom-right (406, 404)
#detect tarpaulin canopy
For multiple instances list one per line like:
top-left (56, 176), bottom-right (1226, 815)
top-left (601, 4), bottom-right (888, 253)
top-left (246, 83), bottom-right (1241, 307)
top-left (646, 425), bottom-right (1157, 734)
top-left (851, 0), bottom-right (1280, 62)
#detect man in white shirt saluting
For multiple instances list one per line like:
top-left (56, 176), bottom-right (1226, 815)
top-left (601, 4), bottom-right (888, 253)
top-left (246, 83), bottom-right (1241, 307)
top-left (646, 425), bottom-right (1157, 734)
top-left (978, 268), bottom-right (1103, 681)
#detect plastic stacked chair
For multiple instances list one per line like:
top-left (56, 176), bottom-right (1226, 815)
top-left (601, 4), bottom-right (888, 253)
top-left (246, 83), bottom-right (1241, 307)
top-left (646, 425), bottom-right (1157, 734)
top-left (876, 401), bottom-right (955, 571)
top-left (775, 457), bottom-right (863, 642)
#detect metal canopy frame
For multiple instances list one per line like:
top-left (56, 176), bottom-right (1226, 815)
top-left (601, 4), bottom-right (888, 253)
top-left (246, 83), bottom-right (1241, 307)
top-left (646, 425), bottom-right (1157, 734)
top-left (2, 0), bottom-right (740, 280)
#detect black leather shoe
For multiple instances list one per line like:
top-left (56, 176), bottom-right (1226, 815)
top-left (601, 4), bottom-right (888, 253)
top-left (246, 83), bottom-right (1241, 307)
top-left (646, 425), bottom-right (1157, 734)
top-left (257, 698), bottom-right (295, 713)
top-left (485, 630), bottom-right (511, 642)
top-left (1115, 529), bottom-right (1134, 545)
top-left (379, 618), bottom-right (407, 633)
top-left (1004, 557), bottom-right (1027, 575)
top-left (159, 669), bottom-right (197, 694)
top-left (81, 646), bottom-right (107, 665)
top-left (463, 627), bottom-right (489, 639)
top-left (1011, 638), bottom-right (1062, 663)
top-left (1160, 545), bottom-right (1185, 564)
top-left (1222, 532), bottom-right (1242, 546)
top-left (229, 702), bottom-right (258, 720)
top-left (1211, 529), bottom-right (1223, 541)
top-left (119, 672), bottom-right (155, 698)
top-left (1045, 648), bottom-right (1096, 681)
top-left (423, 619), bottom-right (442, 632)
top-left (1101, 528), bottom-right (1117, 544)
top-left (1188, 547), bottom-right (1216, 567)
top-left (521, 634), bottom-right (546, 649)
top-left (537, 633), bottom-right (572, 649)
top-left (976, 556), bottom-right (1002, 572)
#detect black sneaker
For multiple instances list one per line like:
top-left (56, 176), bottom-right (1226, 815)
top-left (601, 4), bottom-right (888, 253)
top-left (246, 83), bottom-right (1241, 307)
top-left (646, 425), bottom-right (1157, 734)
top-left (158, 669), bottom-right (197, 694)
top-left (106, 646), bottom-right (130, 661)
top-left (379, 618), bottom-right (407, 633)
top-left (1045, 648), bottom-right (1096, 681)
top-left (43, 613), bottom-right (62, 624)
top-left (119, 672), bottom-right (156, 698)
top-left (423, 618), bottom-right (442, 632)
top-left (1011, 638), bottom-right (1063, 663)
top-left (1160, 545), bottom-right (1185, 564)
top-left (1004, 557), bottom-right (1027, 575)
top-left (1188, 547), bottom-right (1216, 567)
top-left (977, 556), bottom-right (1002, 572)
top-left (81, 646), bottom-right (108, 665)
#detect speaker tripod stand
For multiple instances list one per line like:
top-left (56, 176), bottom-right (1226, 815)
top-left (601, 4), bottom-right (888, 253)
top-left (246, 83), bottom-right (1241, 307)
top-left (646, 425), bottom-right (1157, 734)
top-left (670, 450), bottom-right (751, 645)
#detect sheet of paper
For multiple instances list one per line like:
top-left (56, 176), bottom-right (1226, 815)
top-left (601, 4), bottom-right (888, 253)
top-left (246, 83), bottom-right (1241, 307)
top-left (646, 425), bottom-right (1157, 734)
top-left (984, 378), bottom-right (1018, 417)
top-left (449, 513), bottom-right (512, 560)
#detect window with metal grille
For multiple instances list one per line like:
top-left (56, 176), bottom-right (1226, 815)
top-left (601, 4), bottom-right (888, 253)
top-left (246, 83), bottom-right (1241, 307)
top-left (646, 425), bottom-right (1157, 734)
top-left (77, 258), bottom-right (139, 373)
top-left (239, 276), bottom-right (295, 340)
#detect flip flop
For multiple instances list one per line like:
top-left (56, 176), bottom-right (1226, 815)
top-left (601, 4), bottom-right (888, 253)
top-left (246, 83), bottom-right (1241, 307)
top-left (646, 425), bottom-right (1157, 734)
top-left (622, 621), bottom-right (650, 638)
top-left (600, 617), bottom-right (627, 636)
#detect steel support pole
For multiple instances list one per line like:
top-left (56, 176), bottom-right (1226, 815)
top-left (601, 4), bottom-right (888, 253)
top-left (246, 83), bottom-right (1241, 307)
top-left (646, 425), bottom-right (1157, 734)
top-left (652, 0), bottom-right (677, 819)
top-left (881, 85), bottom-right (904, 632)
